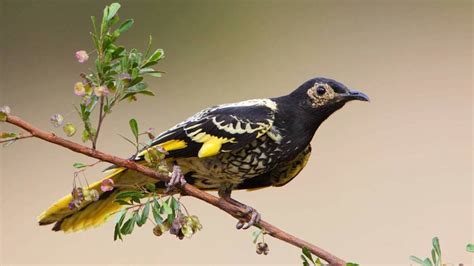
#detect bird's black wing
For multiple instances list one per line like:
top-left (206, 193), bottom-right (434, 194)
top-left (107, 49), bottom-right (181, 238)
top-left (136, 99), bottom-right (278, 159)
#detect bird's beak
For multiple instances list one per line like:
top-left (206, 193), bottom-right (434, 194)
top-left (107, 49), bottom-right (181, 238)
top-left (343, 89), bottom-right (370, 102)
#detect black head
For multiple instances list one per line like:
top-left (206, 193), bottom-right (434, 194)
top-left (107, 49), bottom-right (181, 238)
top-left (289, 77), bottom-right (369, 115)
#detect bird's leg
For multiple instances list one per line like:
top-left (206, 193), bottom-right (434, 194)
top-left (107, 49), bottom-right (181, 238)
top-left (166, 165), bottom-right (186, 192)
top-left (218, 186), bottom-right (261, 230)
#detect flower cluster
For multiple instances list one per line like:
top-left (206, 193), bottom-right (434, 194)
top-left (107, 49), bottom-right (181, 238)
top-left (69, 187), bottom-right (100, 210)
top-left (168, 213), bottom-right (203, 239)
top-left (68, 178), bottom-right (114, 210)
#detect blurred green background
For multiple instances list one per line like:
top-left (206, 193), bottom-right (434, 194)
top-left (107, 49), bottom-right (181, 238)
top-left (0, 0), bottom-right (472, 265)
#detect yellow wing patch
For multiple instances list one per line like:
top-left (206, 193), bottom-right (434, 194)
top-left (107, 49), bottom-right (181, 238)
top-left (198, 136), bottom-right (227, 158)
top-left (190, 132), bottom-right (234, 158)
top-left (159, 139), bottom-right (188, 152)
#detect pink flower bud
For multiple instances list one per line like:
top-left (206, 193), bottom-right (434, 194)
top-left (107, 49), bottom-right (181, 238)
top-left (100, 178), bottom-right (114, 192)
top-left (146, 128), bottom-right (156, 140)
top-left (74, 82), bottom-right (86, 96)
top-left (75, 50), bottom-right (89, 63)
top-left (94, 86), bottom-right (110, 97)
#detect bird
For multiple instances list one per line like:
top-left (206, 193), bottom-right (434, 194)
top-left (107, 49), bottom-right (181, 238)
top-left (38, 77), bottom-right (369, 232)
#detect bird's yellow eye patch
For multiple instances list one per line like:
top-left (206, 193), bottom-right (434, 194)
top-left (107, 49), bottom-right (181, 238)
top-left (307, 83), bottom-right (335, 107)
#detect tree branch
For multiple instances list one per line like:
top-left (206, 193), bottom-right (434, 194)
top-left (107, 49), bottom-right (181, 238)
top-left (5, 114), bottom-right (346, 266)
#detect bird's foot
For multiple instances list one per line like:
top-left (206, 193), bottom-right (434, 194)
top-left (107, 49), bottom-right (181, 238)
top-left (166, 165), bottom-right (186, 192)
top-left (218, 187), bottom-right (261, 230)
top-left (235, 205), bottom-right (261, 230)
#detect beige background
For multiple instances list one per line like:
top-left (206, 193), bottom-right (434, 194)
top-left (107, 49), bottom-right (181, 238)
top-left (0, 0), bottom-right (472, 265)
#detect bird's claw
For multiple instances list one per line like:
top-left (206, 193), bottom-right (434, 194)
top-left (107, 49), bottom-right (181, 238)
top-left (166, 165), bottom-right (186, 191)
top-left (236, 206), bottom-right (261, 230)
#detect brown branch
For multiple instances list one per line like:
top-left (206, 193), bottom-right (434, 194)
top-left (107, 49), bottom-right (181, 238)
top-left (5, 114), bottom-right (346, 266)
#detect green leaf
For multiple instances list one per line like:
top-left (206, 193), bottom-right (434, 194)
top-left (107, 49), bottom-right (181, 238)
top-left (112, 46), bottom-right (125, 59)
top-left (115, 199), bottom-right (132, 205)
top-left (114, 223), bottom-right (122, 241)
top-left (137, 201), bottom-right (150, 226)
top-left (431, 249), bottom-right (437, 265)
top-left (300, 255), bottom-right (309, 266)
top-left (113, 209), bottom-right (127, 241)
top-left (169, 196), bottom-right (180, 212)
top-left (302, 247), bottom-right (313, 262)
top-left (152, 198), bottom-right (163, 224)
top-left (137, 90), bottom-right (155, 97)
top-left (466, 243), bottom-right (474, 252)
top-left (114, 209), bottom-right (127, 224)
top-left (116, 191), bottom-right (143, 200)
top-left (0, 112), bottom-right (6, 122)
top-left (315, 258), bottom-right (323, 266)
top-left (100, 6), bottom-right (109, 36)
top-left (149, 49), bottom-right (164, 62)
top-left (409, 256), bottom-right (424, 265)
top-left (147, 72), bottom-right (162, 78)
top-left (90, 16), bottom-right (98, 35)
top-left (129, 118), bottom-right (139, 143)
top-left (422, 258), bottom-right (433, 266)
top-left (345, 263), bottom-right (359, 266)
top-left (109, 13), bottom-right (120, 26)
top-left (107, 3), bottom-right (121, 21)
top-left (144, 35), bottom-right (153, 58)
top-left (160, 201), bottom-right (173, 215)
top-left (120, 217), bottom-right (135, 235)
top-left (432, 237), bottom-right (441, 257)
top-left (73, 162), bottom-right (87, 169)
top-left (132, 211), bottom-right (140, 225)
top-left (117, 19), bottom-right (134, 33)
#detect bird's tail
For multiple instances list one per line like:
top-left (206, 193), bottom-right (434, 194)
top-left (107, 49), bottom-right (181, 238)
top-left (37, 167), bottom-right (160, 232)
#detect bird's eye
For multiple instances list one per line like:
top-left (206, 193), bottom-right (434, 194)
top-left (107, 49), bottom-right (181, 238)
top-left (316, 86), bottom-right (326, 96)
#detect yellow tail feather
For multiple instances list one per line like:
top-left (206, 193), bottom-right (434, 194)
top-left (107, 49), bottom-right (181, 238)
top-left (38, 167), bottom-right (127, 232)
top-left (38, 144), bottom-right (183, 233)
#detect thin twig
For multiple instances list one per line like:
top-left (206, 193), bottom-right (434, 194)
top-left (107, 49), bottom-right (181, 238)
top-left (92, 96), bottom-right (105, 149)
top-left (0, 133), bottom-right (34, 144)
top-left (4, 114), bottom-right (346, 266)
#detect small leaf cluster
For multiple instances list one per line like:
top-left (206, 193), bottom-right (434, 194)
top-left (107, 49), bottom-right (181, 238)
top-left (410, 237), bottom-right (442, 266)
top-left (119, 118), bottom-right (159, 155)
top-left (113, 186), bottom-right (202, 241)
top-left (301, 247), bottom-right (324, 266)
top-left (75, 3), bottom-right (163, 145)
